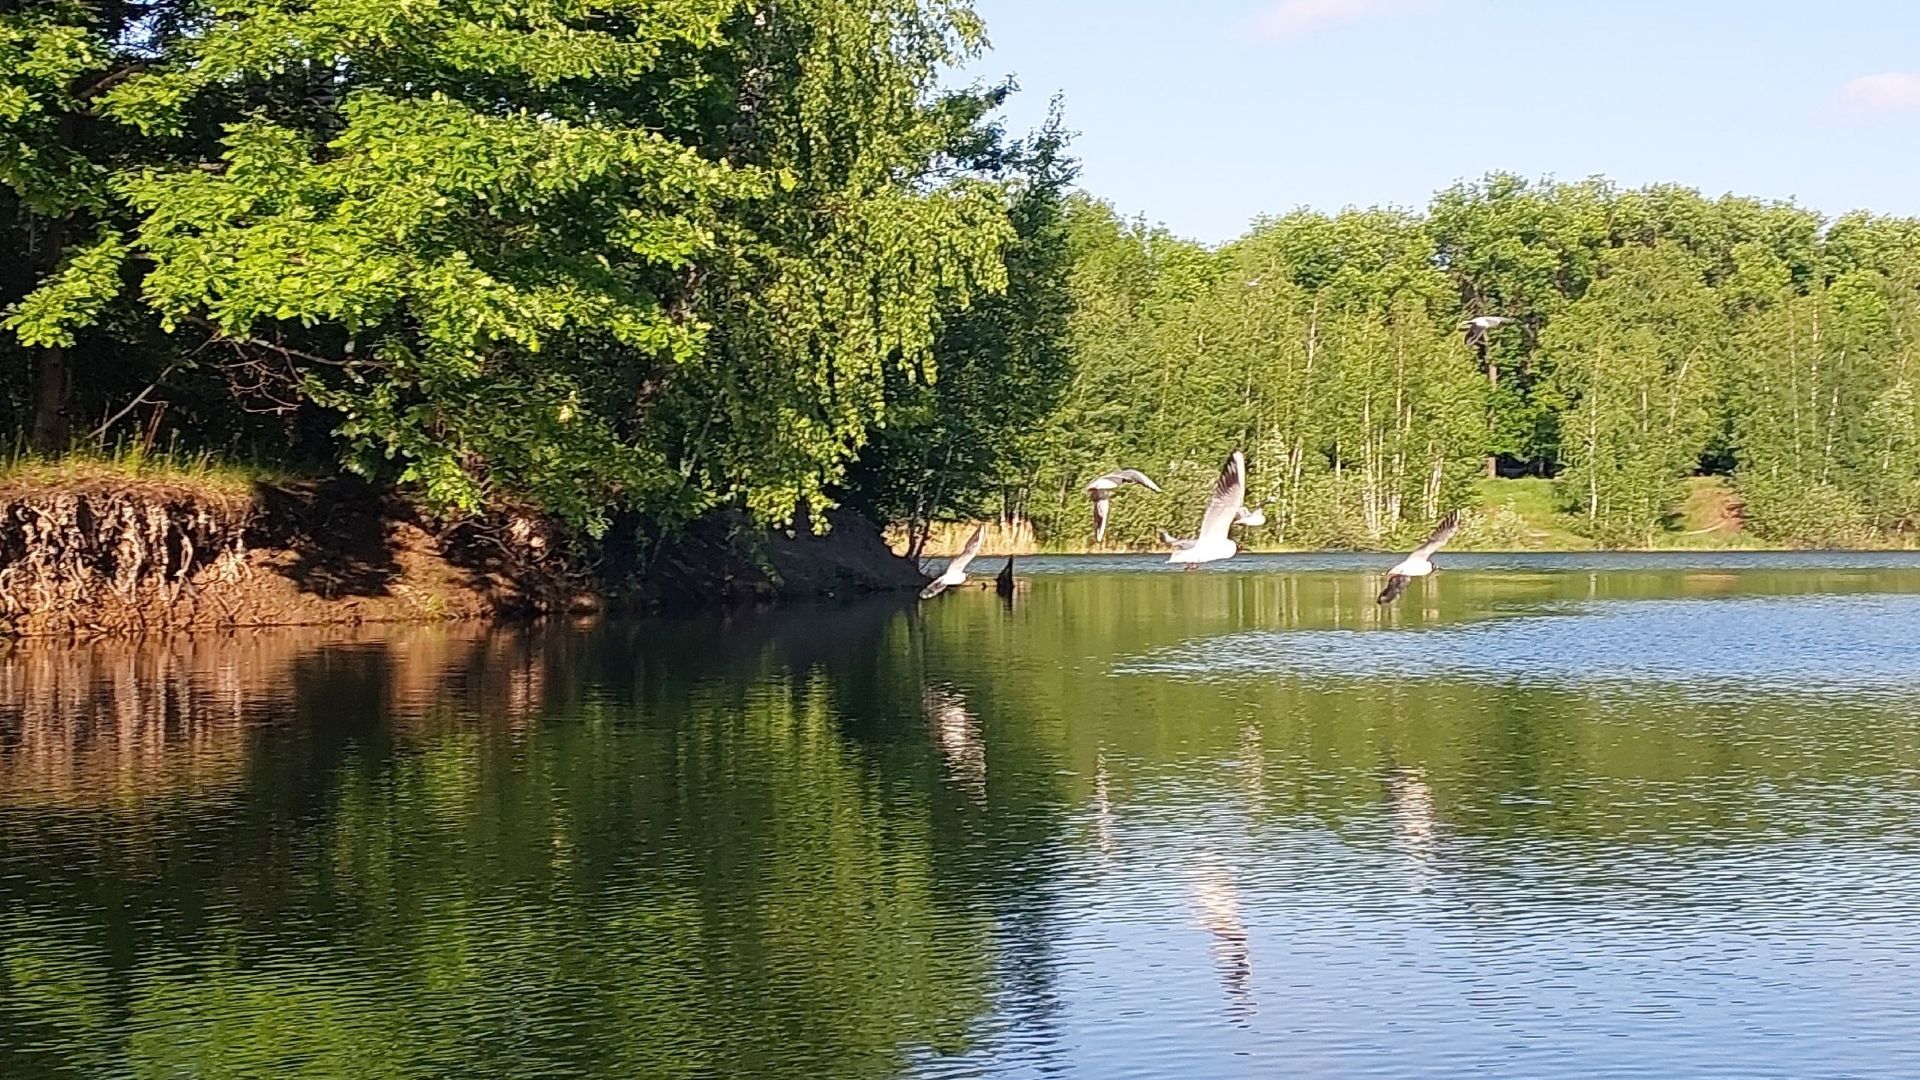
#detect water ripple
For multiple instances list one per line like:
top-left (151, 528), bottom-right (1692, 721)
top-left (1118, 594), bottom-right (1920, 695)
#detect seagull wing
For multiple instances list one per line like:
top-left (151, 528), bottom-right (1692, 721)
top-left (1410, 510), bottom-right (1461, 561)
top-left (1108, 469), bottom-right (1162, 492)
top-left (1159, 529), bottom-right (1197, 551)
top-left (946, 523), bottom-right (987, 576)
top-left (1091, 490), bottom-right (1112, 541)
top-left (1196, 451), bottom-right (1247, 543)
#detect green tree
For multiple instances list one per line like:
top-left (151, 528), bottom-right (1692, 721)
top-left (1546, 244), bottom-right (1722, 544)
top-left (1, 0), bottom-right (196, 449)
top-left (1728, 262), bottom-right (1910, 544)
top-left (838, 100), bottom-right (1077, 557)
top-left (5, 0), bottom-right (1018, 536)
top-left (1018, 197), bottom-right (1212, 546)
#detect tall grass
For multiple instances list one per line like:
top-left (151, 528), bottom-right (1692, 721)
top-left (0, 431), bottom-right (288, 495)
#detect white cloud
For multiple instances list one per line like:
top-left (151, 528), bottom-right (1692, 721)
top-left (1837, 72), bottom-right (1920, 113)
top-left (1251, 0), bottom-right (1434, 40)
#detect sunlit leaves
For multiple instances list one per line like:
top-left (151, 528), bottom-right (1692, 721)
top-left (63, 0), bottom-right (1017, 529)
top-left (1021, 200), bottom-right (1482, 549)
top-left (2, 229), bottom-right (128, 347)
top-left (1546, 243), bottom-right (1723, 544)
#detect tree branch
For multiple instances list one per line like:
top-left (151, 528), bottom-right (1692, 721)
top-left (74, 62), bottom-right (151, 104)
top-left (89, 361), bottom-right (181, 439)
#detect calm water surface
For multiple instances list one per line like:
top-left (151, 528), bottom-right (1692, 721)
top-left (5, 553), bottom-right (1920, 1078)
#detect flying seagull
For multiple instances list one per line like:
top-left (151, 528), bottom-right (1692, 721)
top-left (921, 524), bottom-right (985, 599)
top-left (1086, 469), bottom-right (1162, 542)
top-left (1377, 510), bottom-right (1461, 605)
top-left (1161, 506), bottom-right (1261, 551)
top-left (1166, 450), bottom-right (1249, 569)
top-left (1459, 315), bottom-right (1516, 359)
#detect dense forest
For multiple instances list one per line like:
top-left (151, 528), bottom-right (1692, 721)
top-left (1010, 184), bottom-right (1920, 550)
top-left (7, 0), bottom-right (1920, 553)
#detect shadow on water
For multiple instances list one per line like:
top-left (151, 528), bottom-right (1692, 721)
top-left (6, 555), bottom-right (1920, 1078)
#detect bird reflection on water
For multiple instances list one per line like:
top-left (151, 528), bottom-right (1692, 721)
top-left (12, 558), bottom-right (1920, 1079)
top-left (1190, 854), bottom-right (1255, 1025)
top-left (921, 683), bottom-right (986, 803)
top-left (1385, 765), bottom-right (1441, 894)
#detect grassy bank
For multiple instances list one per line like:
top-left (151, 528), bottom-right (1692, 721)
top-left (0, 446), bottom-right (280, 498)
top-left (899, 475), bottom-right (1875, 557)
top-left (1471, 476), bottom-right (1750, 552)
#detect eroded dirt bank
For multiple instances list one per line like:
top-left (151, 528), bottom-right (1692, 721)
top-left (0, 478), bottom-right (922, 638)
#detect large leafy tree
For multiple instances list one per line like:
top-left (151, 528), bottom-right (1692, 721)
top-left (4, 0), bottom-right (1015, 535)
top-left (1, 0), bottom-right (202, 450)
top-left (837, 99), bottom-right (1076, 557)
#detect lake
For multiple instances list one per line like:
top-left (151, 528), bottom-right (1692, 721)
top-left (5, 553), bottom-right (1920, 1079)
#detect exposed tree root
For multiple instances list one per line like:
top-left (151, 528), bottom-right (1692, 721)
top-left (0, 483), bottom-right (254, 636)
top-left (1, 479), bottom-right (919, 638)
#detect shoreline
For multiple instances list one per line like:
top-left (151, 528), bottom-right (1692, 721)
top-left (7, 471), bottom-right (1913, 640)
top-left (895, 477), bottom-right (1918, 558)
top-left (0, 477), bottom-right (922, 640)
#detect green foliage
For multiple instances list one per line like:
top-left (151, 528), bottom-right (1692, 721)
top-left (1725, 242), bottom-right (1920, 544)
top-left (1004, 175), bottom-right (1920, 551)
top-left (6, 0), bottom-right (1920, 557)
top-left (2, 228), bottom-right (126, 347)
top-left (1016, 200), bottom-right (1483, 550)
top-left (3, 0), bottom-right (1022, 536)
top-left (837, 99), bottom-right (1075, 553)
top-left (1548, 244), bottom-right (1723, 544)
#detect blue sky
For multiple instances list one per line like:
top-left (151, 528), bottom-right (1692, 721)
top-left (960, 0), bottom-right (1920, 243)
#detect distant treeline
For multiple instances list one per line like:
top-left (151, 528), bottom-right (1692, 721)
top-left (6, 2), bottom-right (1918, 551)
top-left (988, 180), bottom-right (1920, 550)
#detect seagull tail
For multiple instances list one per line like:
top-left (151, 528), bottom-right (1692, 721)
top-left (920, 580), bottom-right (950, 600)
top-left (1377, 574), bottom-right (1409, 605)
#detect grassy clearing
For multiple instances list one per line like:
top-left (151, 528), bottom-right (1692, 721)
top-left (1467, 477), bottom-right (1595, 551)
top-left (1470, 475), bottom-right (1756, 551)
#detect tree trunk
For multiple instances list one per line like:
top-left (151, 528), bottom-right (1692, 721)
top-left (29, 213), bottom-right (73, 453)
top-left (1484, 355), bottom-right (1499, 478)
top-left (31, 345), bottom-right (73, 452)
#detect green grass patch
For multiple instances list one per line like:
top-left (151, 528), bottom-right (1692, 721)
top-left (1468, 475), bottom-right (1758, 551)
top-left (0, 440), bottom-right (290, 499)
top-left (1469, 477), bottom-right (1595, 551)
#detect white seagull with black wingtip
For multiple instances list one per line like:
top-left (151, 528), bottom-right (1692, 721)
top-left (1377, 510), bottom-right (1461, 605)
top-left (920, 523), bottom-right (986, 599)
top-left (1085, 469), bottom-right (1161, 543)
top-left (1162, 450), bottom-right (1251, 569)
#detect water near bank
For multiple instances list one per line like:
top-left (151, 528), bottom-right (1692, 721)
top-left (5, 553), bottom-right (1920, 1078)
